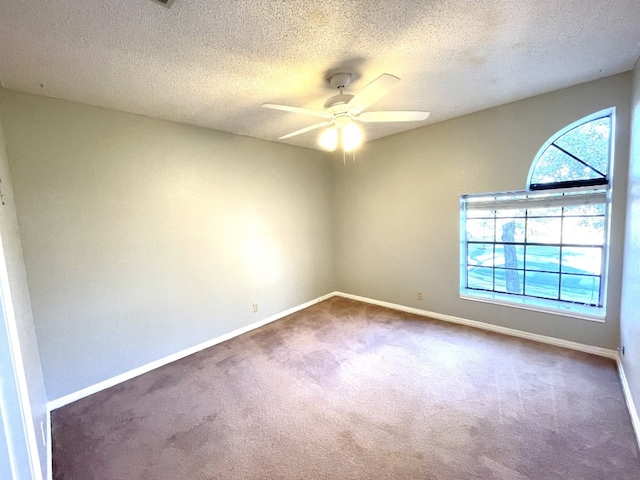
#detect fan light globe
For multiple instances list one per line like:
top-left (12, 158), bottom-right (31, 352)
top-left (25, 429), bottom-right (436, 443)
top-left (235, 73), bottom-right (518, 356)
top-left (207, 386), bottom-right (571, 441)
top-left (342, 122), bottom-right (363, 152)
top-left (318, 127), bottom-right (338, 151)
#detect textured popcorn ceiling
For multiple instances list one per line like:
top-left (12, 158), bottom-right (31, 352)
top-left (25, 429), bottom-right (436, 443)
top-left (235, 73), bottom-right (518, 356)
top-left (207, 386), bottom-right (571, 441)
top-left (0, 0), bottom-right (639, 151)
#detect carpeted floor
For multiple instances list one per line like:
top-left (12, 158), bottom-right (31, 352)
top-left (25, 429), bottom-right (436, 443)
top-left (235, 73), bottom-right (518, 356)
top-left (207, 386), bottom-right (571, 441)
top-left (52, 297), bottom-right (639, 479)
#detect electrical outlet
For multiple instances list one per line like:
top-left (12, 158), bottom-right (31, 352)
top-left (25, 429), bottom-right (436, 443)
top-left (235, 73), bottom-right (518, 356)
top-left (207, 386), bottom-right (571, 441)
top-left (253, 303), bottom-right (259, 313)
top-left (417, 291), bottom-right (424, 301)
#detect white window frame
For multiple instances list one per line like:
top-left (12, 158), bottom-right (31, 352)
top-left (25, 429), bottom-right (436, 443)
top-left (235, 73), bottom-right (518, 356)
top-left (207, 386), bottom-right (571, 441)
top-left (459, 108), bottom-right (615, 322)
top-left (459, 186), bottom-right (610, 321)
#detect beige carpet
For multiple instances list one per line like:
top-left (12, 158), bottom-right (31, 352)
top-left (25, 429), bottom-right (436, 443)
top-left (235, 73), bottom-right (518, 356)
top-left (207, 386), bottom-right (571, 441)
top-left (52, 297), bottom-right (639, 479)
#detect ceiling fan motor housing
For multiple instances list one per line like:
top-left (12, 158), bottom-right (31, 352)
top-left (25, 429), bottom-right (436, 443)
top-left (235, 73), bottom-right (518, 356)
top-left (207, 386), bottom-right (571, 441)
top-left (324, 94), bottom-right (355, 113)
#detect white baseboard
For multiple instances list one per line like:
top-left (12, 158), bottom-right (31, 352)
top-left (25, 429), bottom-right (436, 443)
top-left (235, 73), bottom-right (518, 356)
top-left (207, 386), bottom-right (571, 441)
top-left (46, 289), bottom-right (627, 476)
top-left (47, 292), bottom-right (335, 411)
top-left (617, 357), bottom-right (640, 449)
top-left (46, 289), bottom-right (620, 409)
top-left (45, 409), bottom-right (51, 480)
top-left (47, 290), bottom-right (617, 412)
top-left (334, 292), bottom-right (618, 359)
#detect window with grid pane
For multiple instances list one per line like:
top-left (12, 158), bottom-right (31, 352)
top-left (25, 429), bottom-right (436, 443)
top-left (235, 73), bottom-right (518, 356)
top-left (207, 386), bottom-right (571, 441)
top-left (460, 109), bottom-right (613, 319)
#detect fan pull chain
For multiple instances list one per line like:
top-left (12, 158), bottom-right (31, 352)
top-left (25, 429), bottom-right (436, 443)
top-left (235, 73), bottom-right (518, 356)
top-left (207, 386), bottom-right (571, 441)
top-left (341, 149), bottom-right (356, 164)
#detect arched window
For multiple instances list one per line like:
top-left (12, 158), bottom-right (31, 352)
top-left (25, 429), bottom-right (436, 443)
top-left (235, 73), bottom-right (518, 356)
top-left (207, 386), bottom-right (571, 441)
top-left (460, 109), bottom-right (614, 320)
top-left (528, 111), bottom-right (612, 190)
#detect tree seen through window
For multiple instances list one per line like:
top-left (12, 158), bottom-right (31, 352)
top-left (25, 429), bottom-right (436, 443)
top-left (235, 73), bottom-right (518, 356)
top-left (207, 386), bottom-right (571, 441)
top-left (462, 110), bottom-right (613, 315)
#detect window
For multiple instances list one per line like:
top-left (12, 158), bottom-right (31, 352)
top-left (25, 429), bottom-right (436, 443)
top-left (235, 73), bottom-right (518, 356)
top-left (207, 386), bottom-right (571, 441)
top-left (528, 115), bottom-right (610, 190)
top-left (460, 109), bottom-right (613, 320)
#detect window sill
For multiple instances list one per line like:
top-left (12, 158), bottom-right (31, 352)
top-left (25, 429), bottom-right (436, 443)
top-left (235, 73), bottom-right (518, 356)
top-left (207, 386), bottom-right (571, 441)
top-left (460, 290), bottom-right (605, 323)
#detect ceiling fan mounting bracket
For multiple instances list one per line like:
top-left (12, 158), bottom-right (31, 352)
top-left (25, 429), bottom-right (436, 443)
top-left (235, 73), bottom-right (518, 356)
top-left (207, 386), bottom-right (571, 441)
top-left (328, 72), bottom-right (352, 90)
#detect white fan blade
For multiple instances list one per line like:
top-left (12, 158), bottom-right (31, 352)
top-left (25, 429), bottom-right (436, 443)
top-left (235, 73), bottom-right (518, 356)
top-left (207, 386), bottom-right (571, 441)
top-left (348, 74), bottom-right (400, 114)
top-left (357, 111), bottom-right (431, 123)
top-left (262, 103), bottom-right (333, 119)
top-left (279, 121), bottom-right (334, 140)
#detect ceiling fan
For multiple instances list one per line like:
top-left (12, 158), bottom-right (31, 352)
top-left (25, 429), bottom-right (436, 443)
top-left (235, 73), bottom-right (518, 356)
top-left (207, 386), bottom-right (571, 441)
top-left (262, 73), bottom-right (430, 152)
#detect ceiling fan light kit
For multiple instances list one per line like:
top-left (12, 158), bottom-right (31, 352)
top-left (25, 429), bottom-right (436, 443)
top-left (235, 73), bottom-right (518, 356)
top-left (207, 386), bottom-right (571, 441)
top-left (318, 127), bottom-right (338, 151)
top-left (262, 71), bottom-right (430, 158)
top-left (318, 121), bottom-right (363, 152)
top-left (341, 122), bottom-right (363, 151)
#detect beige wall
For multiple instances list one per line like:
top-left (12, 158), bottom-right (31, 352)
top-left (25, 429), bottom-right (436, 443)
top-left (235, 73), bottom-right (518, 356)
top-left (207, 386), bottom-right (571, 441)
top-left (620, 58), bottom-right (640, 421)
top-left (0, 71), bottom-right (634, 406)
top-left (0, 90), bottom-right (335, 401)
top-left (0, 110), bottom-right (47, 478)
top-left (332, 73), bottom-right (631, 349)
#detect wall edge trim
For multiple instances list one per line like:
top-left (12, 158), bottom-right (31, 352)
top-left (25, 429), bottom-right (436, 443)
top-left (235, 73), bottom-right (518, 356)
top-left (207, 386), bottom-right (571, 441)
top-left (46, 292), bottom-right (335, 411)
top-left (45, 409), bottom-right (51, 480)
top-left (617, 356), bottom-right (640, 449)
top-left (334, 292), bottom-right (618, 359)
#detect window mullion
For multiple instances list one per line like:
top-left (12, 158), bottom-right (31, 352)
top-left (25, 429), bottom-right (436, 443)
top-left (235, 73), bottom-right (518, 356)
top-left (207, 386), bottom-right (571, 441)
top-left (550, 143), bottom-right (607, 179)
top-left (492, 212), bottom-right (496, 292)
top-left (523, 209), bottom-right (528, 297)
top-left (558, 207), bottom-right (564, 301)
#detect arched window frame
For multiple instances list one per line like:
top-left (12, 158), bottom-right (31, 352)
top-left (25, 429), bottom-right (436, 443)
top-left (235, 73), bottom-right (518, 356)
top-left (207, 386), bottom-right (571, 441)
top-left (526, 108), bottom-right (614, 191)
top-left (459, 108), bottom-right (615, 321)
